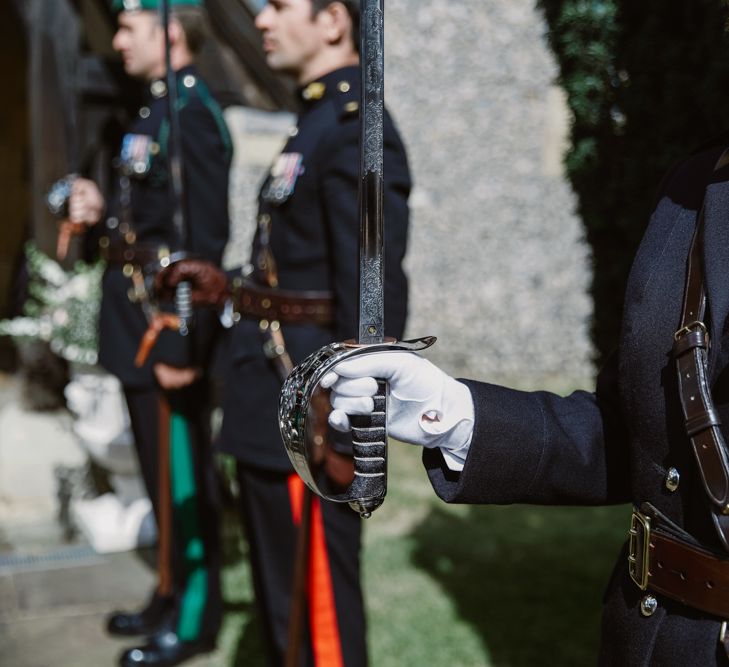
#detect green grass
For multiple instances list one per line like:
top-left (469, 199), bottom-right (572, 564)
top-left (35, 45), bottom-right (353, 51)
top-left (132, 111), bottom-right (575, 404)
top-left (214, 445), bottom-right (629, 666)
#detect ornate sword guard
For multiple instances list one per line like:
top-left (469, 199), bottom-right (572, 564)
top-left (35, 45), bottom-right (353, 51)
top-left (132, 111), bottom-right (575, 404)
top-left (279, 336), bottom-right (436, 518)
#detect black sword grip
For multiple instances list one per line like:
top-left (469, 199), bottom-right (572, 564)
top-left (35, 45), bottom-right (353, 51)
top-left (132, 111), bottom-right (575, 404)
top-left (347, 378), bottom-right (388, 518)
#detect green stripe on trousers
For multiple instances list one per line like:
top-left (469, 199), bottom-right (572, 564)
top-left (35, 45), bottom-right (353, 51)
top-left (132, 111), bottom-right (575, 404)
top-left (170, 411), bottom-right (208, 641)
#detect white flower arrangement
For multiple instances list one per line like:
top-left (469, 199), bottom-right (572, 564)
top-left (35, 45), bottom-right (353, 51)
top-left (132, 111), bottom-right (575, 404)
top-left (0, 243), bottom-right (105, 365)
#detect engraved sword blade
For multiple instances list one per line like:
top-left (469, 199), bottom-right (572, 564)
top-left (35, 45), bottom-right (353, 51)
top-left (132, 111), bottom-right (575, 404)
top-left (358, 0), bottom-right (385, 345)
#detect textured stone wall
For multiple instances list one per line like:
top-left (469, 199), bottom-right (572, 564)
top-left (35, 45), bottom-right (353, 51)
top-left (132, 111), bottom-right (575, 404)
top-left (225, 0), bottom-right (594, 392)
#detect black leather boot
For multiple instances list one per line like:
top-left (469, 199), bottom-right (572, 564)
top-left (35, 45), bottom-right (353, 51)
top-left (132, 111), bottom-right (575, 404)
top-left (119, 629), bottom-right (215, 667)
top-left (107, 592), bottom-right (176, 637)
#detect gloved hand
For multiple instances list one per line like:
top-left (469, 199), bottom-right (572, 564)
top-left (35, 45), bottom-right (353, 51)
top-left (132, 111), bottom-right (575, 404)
top-left (320, 352), bottom-right (475, 470)
top-left (154, 259), bottom-right (230, 308)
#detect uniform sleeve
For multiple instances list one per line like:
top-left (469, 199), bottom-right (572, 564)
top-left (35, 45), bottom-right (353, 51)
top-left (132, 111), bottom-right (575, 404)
top-left (424, 350), bottom-right (632, 506)
top-left (319, 115), bottom-right (411, 341)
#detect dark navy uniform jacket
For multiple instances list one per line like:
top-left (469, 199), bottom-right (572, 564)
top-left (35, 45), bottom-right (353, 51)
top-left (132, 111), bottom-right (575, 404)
top-left (218, 65), bottom-right (411, 471)
top-left (98, 65), bottom-right (232, 389)
top-left (424, 142), bottom-right (729, 665)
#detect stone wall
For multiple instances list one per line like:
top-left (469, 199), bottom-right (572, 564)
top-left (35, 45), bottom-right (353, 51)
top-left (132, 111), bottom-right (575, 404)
top-left (225, 0), bottom-right (594, 392)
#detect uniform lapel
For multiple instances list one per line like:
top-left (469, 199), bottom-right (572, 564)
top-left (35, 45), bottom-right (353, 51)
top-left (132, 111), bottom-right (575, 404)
top-left (701, 174), bottom-right (729, 377)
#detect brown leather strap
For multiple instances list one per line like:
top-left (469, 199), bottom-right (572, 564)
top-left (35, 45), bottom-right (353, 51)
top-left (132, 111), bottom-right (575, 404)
top-left (648, 528), bottom-right (729, 619)
top-left (233, 279), bottom-right (334, 327)
top-left (673, 148), bottom-right (729, 550)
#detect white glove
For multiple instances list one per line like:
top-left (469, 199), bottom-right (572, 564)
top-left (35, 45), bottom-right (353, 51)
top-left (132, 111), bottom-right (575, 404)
top-left (320, 352), bottom-right (475, 471)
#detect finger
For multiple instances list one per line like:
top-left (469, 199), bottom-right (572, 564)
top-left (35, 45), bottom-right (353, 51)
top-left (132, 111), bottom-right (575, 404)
top-left (330, 395), bottom-right (374, 414)
top-left (333, 352), bottom-right (413, 381)
top-left (328, 409), bottom-right (352, 432)
top-left (320, 371), bottom-right (338, 389)
top-left (331, 375), bottom-right (378, 397)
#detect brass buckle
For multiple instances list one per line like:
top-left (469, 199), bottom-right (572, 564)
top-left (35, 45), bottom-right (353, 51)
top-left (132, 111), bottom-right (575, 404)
top-left (674, 320), bottom-right (707, 341)
top-left (628, 509), bottom-right (651, 591)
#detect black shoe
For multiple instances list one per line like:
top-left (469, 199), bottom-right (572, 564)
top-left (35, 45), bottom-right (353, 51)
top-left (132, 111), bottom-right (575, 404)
top-left (107, 593), bottom-right (176, 637)
top-left (119, 630), bottom-right (215, 667)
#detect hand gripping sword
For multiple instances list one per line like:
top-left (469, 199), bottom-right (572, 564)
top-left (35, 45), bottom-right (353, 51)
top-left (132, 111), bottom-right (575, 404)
top-left (278, 0), bottom-right (435, 518)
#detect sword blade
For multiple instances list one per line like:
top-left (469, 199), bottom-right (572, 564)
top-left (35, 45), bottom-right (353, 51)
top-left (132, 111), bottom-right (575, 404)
top-left (357, 0), bottom-right (385, 345)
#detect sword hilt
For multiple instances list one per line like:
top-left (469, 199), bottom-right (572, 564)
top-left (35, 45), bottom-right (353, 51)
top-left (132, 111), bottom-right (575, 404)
top-left (348, 379), bottom-right (388, 517)
top-left (279, 336), bottom-right (436, 518)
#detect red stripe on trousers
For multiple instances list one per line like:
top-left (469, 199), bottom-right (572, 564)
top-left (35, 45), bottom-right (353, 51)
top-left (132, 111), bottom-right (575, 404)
top-left (287, 474), bottom-right (344, 667)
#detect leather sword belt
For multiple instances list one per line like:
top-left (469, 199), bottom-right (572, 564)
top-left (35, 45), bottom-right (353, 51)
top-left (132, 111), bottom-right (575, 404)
top-left (102, 243), bottom-right (168, 267)
top-left (629, 506), bottom-right (729, 619)
top-left (232, 280), bottom-right (334, 327)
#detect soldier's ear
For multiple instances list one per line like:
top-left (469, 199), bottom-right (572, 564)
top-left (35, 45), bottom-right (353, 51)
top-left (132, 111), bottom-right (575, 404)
top-left (319, 1), bottom-right (352, 47)
top-left (167, 17), bottom-right (186, 50)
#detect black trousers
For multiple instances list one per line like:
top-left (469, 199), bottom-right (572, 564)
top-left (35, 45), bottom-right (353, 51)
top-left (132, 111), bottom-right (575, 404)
top-left (124, 381), bottom-right (222, 640)
top-left (236, 465), bottom-right (368, 667)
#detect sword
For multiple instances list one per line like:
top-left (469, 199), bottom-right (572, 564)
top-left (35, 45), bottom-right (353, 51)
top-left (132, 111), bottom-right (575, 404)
top-left (278, 0), bottom-right (435, 518)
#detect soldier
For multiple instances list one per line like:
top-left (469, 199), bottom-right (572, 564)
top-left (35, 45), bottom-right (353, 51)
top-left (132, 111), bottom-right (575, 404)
top-left (222, 1), bottom-right (409, 663)
top-left (158, 0), bottom-right (410, 663)
top-left (323, 135), bottom-right (729, 663)
top-left (67, 1), bottom-right (231, 665)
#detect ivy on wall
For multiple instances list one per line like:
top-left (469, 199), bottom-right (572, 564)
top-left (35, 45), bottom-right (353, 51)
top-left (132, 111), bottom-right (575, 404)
top-left (538, 0), bottom-right (729, 362)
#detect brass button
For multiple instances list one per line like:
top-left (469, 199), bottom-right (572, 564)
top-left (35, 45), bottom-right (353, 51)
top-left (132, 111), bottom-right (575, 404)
top-left (337, 81), bottom-right (351, 93)
top-left (665, 468), bottom-right (680, 492)
top-left (99, 236), bottom-right (110, 249)
top-left (261, 298), bottom-right (272, 309)
top-left (259, 319), bottom-right (269, 331)
top-left (125, 231), bottom-right (136, 244)
top-left (640, 595), bottom-right (658, 617)
top-left (302, 82), bottom-right (325, 101)
top-left (122, 263), bottom-right (134, 278)
top-left (344, 101), bottom-right (359, 113)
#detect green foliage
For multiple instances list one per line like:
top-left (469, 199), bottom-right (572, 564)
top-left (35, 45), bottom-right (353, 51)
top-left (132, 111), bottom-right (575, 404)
top-left (0, 243), bottom-right (105, 365)
top-left (538, 0), bottom-right (729, 361)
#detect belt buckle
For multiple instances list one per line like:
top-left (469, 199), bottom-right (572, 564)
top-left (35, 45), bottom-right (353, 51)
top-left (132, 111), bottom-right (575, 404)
top-left (628, 509), bottom-right (651, 591)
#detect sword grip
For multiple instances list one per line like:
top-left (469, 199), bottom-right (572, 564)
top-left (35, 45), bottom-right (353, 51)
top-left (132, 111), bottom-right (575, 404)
top-left (348, 378), bottom-right (388, 518)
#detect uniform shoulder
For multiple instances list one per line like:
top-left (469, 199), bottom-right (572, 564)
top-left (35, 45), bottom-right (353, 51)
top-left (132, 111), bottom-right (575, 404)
top-left (656, 140), bottom-right (729, 207)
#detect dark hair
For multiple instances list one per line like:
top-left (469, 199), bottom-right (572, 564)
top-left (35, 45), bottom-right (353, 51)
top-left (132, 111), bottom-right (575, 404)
top-left (170, 6), bottom-right (209, 56)
top-left (311, 0), bottom-right (360, 51)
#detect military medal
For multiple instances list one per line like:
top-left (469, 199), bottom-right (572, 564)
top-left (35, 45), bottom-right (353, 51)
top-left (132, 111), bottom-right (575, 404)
top-left (262, 152), bottom-right (304, 204)
top-left (119, 133), bottom-right (154, 177)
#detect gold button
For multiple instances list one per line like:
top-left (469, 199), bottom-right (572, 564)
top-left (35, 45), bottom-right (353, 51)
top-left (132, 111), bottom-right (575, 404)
top-left (261, 298), bottom-right (272, 309)
top-left (344, 101), bottom-right (359, 113)
top-left (302, 82), bottom-right (325, 101)
top-left (99, 236), bottom-right (110, 249)
top-left (125, 231), bottom-right (136, 244)
top-left (259, 319), bottom-right (269, 331)
top-left (337, 81), bottom-right (351, 93)
top-left (122, 263), bottom-right (134, 278)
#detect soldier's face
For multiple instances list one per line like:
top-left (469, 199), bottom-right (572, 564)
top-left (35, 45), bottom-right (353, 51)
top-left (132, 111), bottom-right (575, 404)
top-left (255, 0), bottom-right (329, 80)
top-left (112, 11), bottom-right (166, 81)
